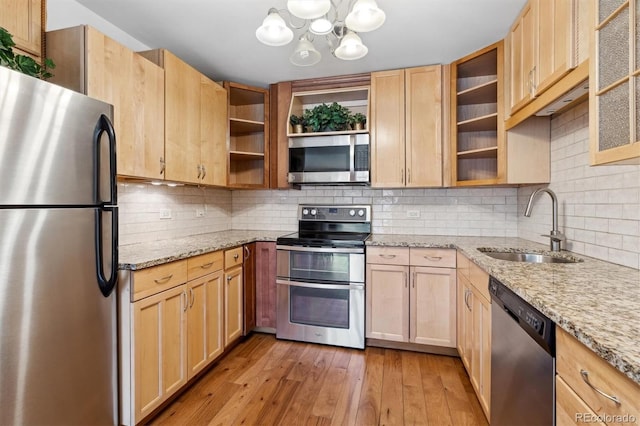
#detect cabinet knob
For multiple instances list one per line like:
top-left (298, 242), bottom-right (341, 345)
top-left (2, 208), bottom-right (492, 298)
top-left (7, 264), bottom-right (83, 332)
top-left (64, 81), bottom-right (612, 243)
top-left (227, 275), bottom-right (232, 282)
top-left (234, 253), bottom-right (239, 260)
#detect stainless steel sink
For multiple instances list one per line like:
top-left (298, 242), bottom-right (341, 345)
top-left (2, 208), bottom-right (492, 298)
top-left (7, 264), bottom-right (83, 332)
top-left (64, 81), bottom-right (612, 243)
top-left (477, 248), bottom-right (582, 264)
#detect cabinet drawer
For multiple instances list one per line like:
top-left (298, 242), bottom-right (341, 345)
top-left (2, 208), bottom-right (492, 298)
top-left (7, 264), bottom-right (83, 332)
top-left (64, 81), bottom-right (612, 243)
top-left (556, 376), bottom-right (605, 426)
top-left (132, 260), bottom-right (188, 301)
top-left (187, 251), bottom-right (223, 281)
top-left (366, 247), bottom-right (409, 265)
top-left (224, 247), bottom-right (244, 270)
top-left (410, 248), bottom-right (456, 268)
top-left (556, 327), bottom-right (640, 423)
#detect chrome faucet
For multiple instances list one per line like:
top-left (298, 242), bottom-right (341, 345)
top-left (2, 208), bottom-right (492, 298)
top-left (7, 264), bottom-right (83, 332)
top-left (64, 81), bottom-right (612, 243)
top-left (524, 188), bottom-right (565, 252)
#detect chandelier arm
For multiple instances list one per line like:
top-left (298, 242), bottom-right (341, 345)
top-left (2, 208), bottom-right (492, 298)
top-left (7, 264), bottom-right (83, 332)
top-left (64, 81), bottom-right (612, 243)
top-left (273, 8), bottom-right (308, 30)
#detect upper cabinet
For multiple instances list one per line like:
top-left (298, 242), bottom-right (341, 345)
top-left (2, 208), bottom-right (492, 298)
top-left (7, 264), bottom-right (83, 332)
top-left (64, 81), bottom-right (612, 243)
top-left (507, 0), bottom-right (590, 116)
top-left (370, 66), bottom-right (445, 188)
top-left (224, 82), bottom-right (269, 188)
top-left (450, 43), bottom-right (505, 185)
top-left (140, 49), bottom-right (228, 186)
top-left (46, 26), bottom-right (165, 180)
top-left (0, 0), bottom-right (43, 59)
top-left (451, 41), bottom-right (550, 186)
top-left (590, 0), bottom-right (640, 165)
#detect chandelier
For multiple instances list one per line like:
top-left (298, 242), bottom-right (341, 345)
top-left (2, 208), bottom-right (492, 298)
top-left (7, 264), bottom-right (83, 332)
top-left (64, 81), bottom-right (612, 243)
top-left (255, 0), bottom-right (386, 66)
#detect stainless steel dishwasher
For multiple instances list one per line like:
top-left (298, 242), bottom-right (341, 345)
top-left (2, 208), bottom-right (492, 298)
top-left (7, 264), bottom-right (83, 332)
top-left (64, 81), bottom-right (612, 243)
top-left (489, 277), bottom-right (556, 426)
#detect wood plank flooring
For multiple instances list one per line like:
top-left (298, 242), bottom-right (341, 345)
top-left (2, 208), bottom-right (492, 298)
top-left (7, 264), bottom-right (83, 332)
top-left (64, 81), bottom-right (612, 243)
top-left (150, 333), bottom-right (488, 426)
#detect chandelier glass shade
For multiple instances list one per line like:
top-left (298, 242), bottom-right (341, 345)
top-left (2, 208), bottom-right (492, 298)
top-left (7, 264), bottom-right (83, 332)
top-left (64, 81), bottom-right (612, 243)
top-left (255, 0), bottom-right (385, 66)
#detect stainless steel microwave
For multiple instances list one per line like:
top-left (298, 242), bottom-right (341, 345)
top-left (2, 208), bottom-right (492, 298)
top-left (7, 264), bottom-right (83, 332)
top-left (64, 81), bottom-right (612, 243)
top-left (288, 134), bottom-right (370, 185)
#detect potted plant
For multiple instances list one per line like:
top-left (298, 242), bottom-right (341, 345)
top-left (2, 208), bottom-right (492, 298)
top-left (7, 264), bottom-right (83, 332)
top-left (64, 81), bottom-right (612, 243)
top-left (327, 102), bottom-right (351, 131)
top-left (289, 114), bottom-right (305, 133)
top-left (0, 27), bottom-right (54, 79)
top-left (352, 112), bottom-right (367, 130)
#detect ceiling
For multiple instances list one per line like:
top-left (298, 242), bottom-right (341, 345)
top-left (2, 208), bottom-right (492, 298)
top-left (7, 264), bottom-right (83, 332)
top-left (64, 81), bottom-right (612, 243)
top-left (75, 0), bottom-right (527, 88)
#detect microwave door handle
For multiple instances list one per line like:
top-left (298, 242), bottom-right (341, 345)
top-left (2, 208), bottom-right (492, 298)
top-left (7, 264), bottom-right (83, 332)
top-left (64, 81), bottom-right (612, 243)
top-left (349, 134), bottom-right (355, 181)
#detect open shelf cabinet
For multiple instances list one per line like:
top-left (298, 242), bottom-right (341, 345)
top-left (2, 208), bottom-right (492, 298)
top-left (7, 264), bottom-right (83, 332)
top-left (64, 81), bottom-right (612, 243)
top-left (287, 86), bottom-right (370, 136)
top-left (450, 41), bottom-right (505, 185)
top-left (224, 82), bottom-right (269, 188)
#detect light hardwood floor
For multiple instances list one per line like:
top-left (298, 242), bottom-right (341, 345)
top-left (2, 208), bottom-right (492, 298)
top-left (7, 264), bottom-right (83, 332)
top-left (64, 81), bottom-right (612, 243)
top-left (150, 333), bottom-right (489, 425)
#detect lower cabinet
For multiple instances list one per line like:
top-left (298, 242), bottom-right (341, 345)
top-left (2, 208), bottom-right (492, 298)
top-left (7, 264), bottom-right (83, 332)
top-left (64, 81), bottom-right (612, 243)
top-left (556, 326), bottom-right (640, 425)
top-left (242, 243), bottom-right (256, 335)
top-left (366, 247), bottom-right (457, 349)
top-left (121, 247), bottom-right (245, 425)
top-left (255, 241), bottom-right (277, 329)
top-left (224, 247), bottom-right (244, 347)
top-left (456, 251), bottom-right (491, 420)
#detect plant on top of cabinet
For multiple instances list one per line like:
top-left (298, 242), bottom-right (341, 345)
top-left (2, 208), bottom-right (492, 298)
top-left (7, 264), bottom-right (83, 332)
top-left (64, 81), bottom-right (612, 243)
top-left (287, 86), bottom-right (369, 137)
top-left (590, 0), bottom-right (640, 165)
top-left (0, 27), bottom-right (53, 79)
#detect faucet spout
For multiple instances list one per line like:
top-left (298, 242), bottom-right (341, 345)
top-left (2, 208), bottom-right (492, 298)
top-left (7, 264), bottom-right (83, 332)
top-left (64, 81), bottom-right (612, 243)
top-left (524, 188), bottom-right (563, 251)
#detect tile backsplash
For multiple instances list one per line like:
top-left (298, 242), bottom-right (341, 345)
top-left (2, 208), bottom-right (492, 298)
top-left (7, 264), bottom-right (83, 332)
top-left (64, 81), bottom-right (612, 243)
top-left (118, 183), bottom-right (232, 245)
top-left (232, 186), bottom-right (518, 237)
top-left (517, 101), bottom-right (640, 269)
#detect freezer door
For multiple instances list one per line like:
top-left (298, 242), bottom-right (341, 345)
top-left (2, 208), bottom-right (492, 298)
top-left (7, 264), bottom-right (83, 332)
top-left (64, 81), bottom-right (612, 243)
top-left (0, 208), bottom-right (117, 425)
top-left (0, 67), bottom-right (114, 206)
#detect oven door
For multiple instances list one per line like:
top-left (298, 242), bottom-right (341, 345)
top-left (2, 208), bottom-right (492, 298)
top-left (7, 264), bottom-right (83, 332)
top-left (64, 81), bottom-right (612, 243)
top-left (276, 280), bottom-right (365, 349)
top-left (276, 246), bottom-right (365, 284)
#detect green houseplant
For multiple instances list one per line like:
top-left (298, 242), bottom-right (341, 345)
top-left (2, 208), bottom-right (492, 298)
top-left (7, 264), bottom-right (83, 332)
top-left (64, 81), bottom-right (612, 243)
top-left (304, 102), bottom-right (351, 133)
top-left (289, 114), bottom-right (305, 133)
top-left (351, 112), bottom-right (367, 130)
top-left (0, 27), bottom-right (55, 79)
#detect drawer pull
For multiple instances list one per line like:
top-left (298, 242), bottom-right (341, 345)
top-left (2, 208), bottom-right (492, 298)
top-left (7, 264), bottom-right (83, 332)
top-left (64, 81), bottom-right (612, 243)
top-left (200, 262), bottom-right (214, 269)
top-left (233, 253), bottom-right (239, 260)
top-left (580, 370), bottom-right (621, 405)
top-left (379, 254), bottom-right (396, 259)
top-left (424, 256), bottom-right (442, 261)
top-left (154, 274), bottom-right (173, 284)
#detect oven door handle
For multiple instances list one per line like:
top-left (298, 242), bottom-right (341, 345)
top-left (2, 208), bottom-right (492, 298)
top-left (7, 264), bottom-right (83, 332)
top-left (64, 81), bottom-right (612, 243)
top-left (276, 279), bottom-right (364, 291)
top-left (276, 245), bottom-right (364, 254)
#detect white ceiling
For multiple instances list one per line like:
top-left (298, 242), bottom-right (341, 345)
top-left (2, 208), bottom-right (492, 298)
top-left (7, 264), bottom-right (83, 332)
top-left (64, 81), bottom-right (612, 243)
top-left (74, 0), bottom-right (527, 88)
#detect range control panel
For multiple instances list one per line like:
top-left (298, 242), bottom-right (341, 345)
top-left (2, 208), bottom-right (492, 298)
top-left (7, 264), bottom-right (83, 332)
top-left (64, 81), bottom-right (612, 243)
top-left (299, 205), bottom-right (371, 222)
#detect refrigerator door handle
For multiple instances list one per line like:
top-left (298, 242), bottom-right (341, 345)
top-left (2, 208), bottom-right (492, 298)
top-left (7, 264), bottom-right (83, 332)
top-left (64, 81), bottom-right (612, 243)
top-left (93, 114), bottom-right (117, 206)
top-left (95, 206), bottom-right (119, 297)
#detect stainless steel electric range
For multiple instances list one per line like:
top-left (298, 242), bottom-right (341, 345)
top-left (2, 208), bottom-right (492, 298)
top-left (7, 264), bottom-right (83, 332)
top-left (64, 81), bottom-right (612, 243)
top-left (275, 205), bottom-right (371, 349)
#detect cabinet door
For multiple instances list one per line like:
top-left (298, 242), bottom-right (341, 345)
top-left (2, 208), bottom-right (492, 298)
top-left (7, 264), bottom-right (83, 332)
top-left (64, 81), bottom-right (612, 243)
top-left (535, 0), bottom-right (576, 95)
top-left (556, 376), bottom-right (606, 426)
top-left (371, 69), bottom-right (406, 187)
top-left (255, 241), bottom-right (277, 329)
top-left (200, 76), bottom-right (228, 186)
top-left (457, 274), bottom-right (473, 371)
top-left (243, 244), bottom-right (256, 334)
top-left (133, 284), bottom-right (187, 423)
top-left (509, 2), bottom-right (536, 113)
top-left (410, 266), bottom-right (456, 347)
top-left (405, 66), bottom-right (443, 187)
top-left (471, 288), bottom-right (491, 418)
top-left (224, 266), bottom-right (244, 346)
top-left (164, 51), bottom-right (201, 183)
top-left (187, 270), bottom-right (224, 379)
top-left (0, 0), bottom-right (41, 57)
top-left (365, 263), bottom-right (409, 342)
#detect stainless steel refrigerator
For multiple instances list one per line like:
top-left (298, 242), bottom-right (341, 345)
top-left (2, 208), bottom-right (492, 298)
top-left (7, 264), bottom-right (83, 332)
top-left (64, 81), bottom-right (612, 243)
top-left (0, 67), bottom-right (119, 425)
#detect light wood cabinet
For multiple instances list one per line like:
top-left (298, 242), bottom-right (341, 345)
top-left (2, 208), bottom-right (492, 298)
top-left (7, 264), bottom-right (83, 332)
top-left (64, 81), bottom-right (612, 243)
top-left (224, 247), bottom-right (244, 346)
top-left (508, 1), bottom-right (536, 113)
top-left (132, 284), bottom-right (187, 423)
top-left (46, 26), bottom-right (165, 180)
top-left (0, 0), bottom-right (43, 58)
top-left (224, 82), bottom-right (269, 188)
top-left (255, 241), bottom-right (277, 330)
top-left (590, 0), bottom-right (640, 165)
top-left (456, 250), bottom-right (491, 420)
top-left (556, 376), bottom-right (606, 426)
top-left (556, 326), bottom-right (640, 425)
top-left (366, 247), bottom-right (456, 349)
top-left (371, 66), bottom-right (444, 187)
top-left (140, 49), bottom-right (228, 185)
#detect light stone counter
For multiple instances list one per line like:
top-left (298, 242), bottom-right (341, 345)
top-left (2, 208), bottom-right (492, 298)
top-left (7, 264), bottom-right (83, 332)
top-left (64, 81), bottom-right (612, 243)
top-left (367, 235), bottom-right (640, 385)
top-left (118, 230), bottom-right (287, 270)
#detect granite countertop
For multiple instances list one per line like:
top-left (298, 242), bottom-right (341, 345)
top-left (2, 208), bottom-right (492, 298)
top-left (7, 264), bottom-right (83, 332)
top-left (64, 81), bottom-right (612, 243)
top-left (368, 234), bottom-right (640, 385)
top-left (118, 230), bottom-right (286, 270)
top-left (120, 231), bottom-right (640, 385)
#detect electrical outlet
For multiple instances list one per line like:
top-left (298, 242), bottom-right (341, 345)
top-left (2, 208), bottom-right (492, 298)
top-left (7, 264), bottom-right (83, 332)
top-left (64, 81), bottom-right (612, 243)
top-left (196, 209), bottom-right (205, 218)
top-left (407, 210), bottom-right (420, 218)
top-left (159, 209), bottom-right (172, 219)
